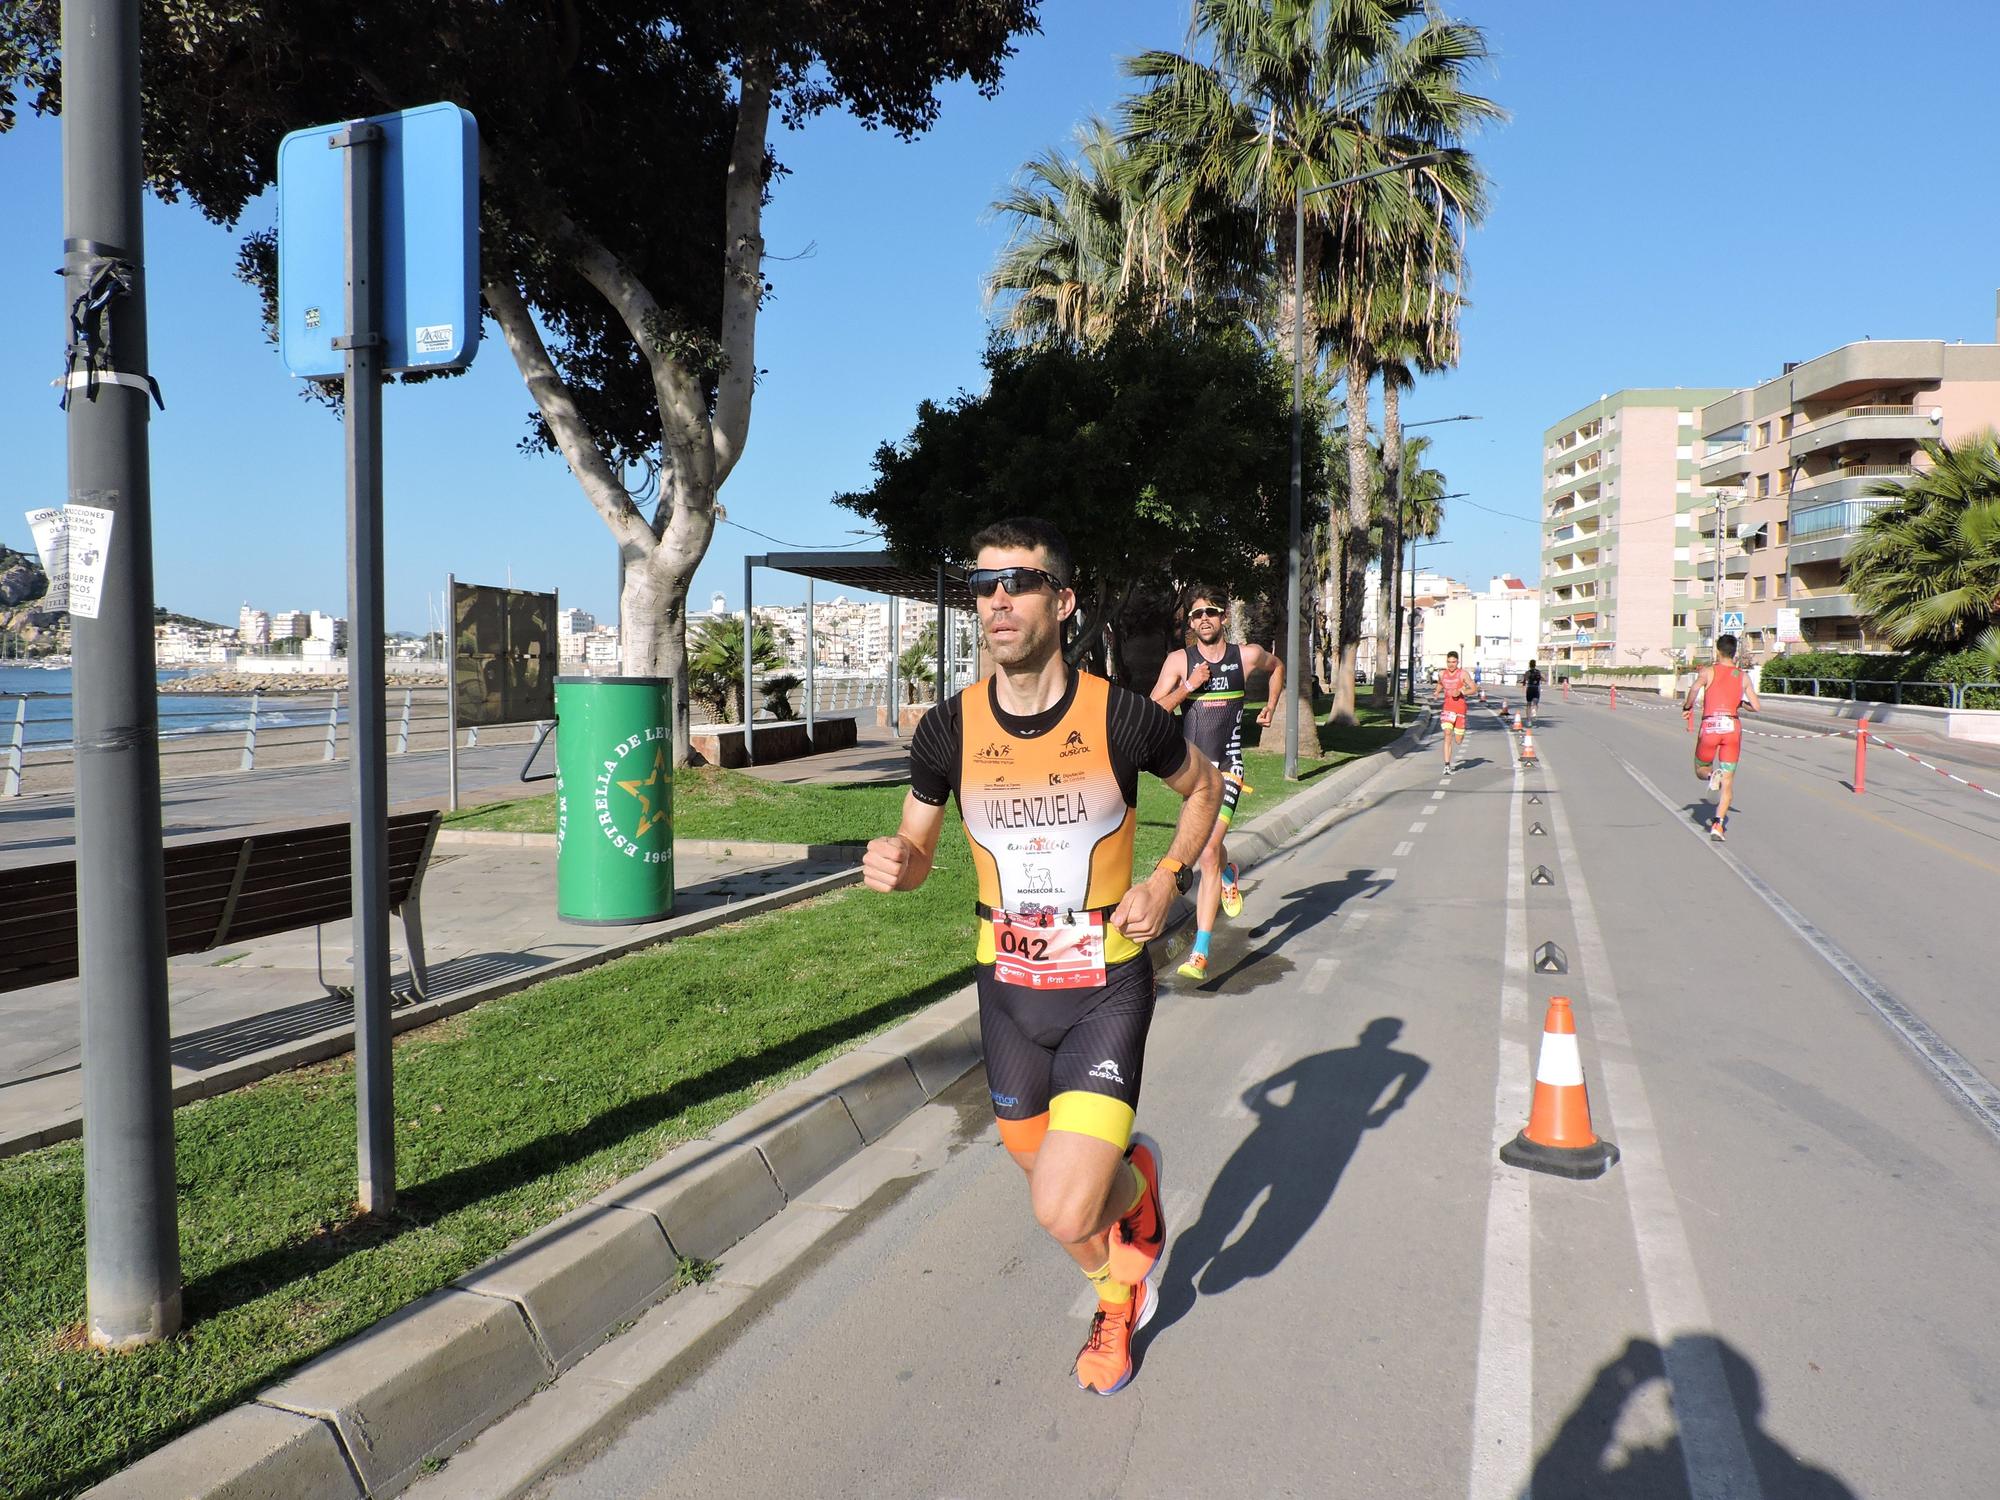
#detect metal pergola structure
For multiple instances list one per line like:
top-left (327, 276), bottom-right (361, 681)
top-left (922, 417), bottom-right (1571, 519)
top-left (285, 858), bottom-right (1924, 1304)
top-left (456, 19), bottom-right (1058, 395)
top-left (740, 551), bottom-right (973, 765)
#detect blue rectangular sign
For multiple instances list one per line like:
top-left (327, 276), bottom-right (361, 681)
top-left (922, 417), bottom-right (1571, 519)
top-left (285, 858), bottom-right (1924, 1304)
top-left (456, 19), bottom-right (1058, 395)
top-left (1720, 611), bottom-right (1746, 633)
top-left (277, 102), bottom-right (480, 377)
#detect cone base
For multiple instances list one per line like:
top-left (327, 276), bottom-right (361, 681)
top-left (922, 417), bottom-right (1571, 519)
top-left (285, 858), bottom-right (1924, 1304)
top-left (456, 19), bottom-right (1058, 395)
top-left (1499, 1130), bottom-right (1619, 1180)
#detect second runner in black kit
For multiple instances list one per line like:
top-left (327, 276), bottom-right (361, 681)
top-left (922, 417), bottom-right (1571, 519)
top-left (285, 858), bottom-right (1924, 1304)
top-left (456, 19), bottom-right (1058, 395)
top-left (866, 518), bottom-right (1221, 1398)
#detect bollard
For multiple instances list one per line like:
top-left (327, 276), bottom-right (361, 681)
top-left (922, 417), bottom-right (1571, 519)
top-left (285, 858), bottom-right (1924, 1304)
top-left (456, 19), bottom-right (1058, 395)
top-left (395, 688), bottom-right (412, 755)
top-left (323, 690), bottom-right (341, 762)
top-left (1853, 713), bottom-right (1869, 795)
top-left (239, 690), bottom-right (261, 772)
top-left (1610, 686), bottom-right (1617, 710)
top-left (3, 697), bottom-right (24, 797)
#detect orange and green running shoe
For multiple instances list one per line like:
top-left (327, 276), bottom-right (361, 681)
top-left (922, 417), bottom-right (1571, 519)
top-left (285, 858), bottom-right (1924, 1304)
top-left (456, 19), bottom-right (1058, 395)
top-left (1074, 1278), bottom-right (1156, 1396)
top-left (1176, 950), bottom-right (1208, 982)
top-left (1220, 861), bottom-right (1243, 920)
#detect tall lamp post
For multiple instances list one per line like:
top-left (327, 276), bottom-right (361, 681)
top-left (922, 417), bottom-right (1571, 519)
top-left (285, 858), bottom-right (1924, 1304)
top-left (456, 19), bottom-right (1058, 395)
top-left (1403, 534), bottom-right (1454, 714)
top-left (1386, 422), bottom-right (1477, 730)
top-left (1288, 149), bottom-right (1446, 781)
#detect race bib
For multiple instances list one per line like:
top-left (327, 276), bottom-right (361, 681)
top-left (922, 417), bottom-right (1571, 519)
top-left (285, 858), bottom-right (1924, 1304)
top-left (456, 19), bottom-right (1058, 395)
top-left (1702, 714), bottom-right (1738, 736)
top-left (1440, 710), bottom-right (1463, 727)
top-left (992, 910), bottom-right (1108, 990)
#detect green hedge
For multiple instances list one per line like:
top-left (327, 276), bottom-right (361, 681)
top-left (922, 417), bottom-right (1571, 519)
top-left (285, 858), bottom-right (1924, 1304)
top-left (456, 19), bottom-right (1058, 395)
top-left (1762, 650), bottom-right (2000, 709)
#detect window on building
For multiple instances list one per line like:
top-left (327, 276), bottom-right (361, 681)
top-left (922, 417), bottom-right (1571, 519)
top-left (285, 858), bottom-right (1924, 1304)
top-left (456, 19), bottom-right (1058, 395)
top-left (1775, 520), bottom-right (1788, 544)
top-left (1777, 574), bottom-right (1791, 598)
top-left (1672, 613), bottom-right (1688, 629)
top-left (1756, 473), bottom-right (1771, 498)
top-left (1753, 576), bottom-right (1767, 601)
top-left (1756, 421), bottom-right (1771, 448)
top-left (1778, 414), bottom-right (1793, 440)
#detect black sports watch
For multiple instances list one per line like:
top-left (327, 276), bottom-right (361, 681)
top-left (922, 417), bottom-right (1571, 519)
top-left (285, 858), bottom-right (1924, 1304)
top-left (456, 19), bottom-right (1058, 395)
top-left (1155, 857), bottom-right (1193, 895)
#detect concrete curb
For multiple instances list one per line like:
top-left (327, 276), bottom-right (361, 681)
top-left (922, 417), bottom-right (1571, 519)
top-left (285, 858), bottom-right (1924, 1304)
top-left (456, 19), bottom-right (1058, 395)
top-left (84, 730), bottom-right (1410, 1499)
top-left (4, 865), bottom-right (862, 1162)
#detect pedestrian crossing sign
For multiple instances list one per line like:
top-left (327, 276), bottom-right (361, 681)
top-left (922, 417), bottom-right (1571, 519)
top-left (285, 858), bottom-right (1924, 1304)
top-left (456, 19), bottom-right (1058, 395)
top-left (1720, 611), bottom-right (1746, 633)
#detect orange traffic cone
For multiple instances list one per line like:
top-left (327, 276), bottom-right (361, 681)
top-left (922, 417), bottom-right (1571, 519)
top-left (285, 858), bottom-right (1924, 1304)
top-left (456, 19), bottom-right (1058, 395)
top-left (1511, 709), bottom-right (1524, 733)
top-left (1520, 727), bottom-right (1538, 763)
top-left (1500, 997), bottom-right (1618, 1179)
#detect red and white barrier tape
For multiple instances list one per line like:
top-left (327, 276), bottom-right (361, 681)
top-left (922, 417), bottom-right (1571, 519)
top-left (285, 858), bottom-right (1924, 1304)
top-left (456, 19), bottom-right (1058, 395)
top-left (1862, 733), bottom-right (2000, 801)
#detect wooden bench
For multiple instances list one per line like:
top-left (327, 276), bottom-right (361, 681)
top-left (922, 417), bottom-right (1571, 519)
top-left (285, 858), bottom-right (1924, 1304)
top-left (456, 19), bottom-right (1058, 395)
top-left (0, 810), bottom-right (442, 999)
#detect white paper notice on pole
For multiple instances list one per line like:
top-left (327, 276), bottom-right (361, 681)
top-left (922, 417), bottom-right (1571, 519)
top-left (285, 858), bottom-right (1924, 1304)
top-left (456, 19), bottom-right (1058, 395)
top-left (24, 508), bottom-right (69, 612)
top-left (62, 505), bottom-right (115, 620)
top-left (1775, 606), bottom-right (1803, 643)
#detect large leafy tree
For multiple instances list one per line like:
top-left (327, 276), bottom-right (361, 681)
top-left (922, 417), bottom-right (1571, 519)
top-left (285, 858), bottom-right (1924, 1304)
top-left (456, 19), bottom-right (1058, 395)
top-left (2, 0), bottom-right (1039, 763)
top-left (1122, 0), bottom-right (1498, 726)
top-left (835, 317), bottom-right (1320, 690)
top-left (1847, 432), bottom-right (2000, 649)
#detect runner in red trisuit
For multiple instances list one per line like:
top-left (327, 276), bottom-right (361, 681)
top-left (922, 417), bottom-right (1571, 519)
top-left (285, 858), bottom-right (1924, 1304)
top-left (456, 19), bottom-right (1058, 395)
top-left (1682, 632), bottom-right (1762, 840)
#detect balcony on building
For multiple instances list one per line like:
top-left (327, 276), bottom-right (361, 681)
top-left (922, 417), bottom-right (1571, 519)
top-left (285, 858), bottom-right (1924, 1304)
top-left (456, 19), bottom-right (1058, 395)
top-left (1790, 585), bottom-right (1860, 621)
top-left (1788, 465), bottom-right (1915, 507)
top-left (1784, 340), bottom-right (1946, 407)
top-left (1692, 554), bottom-right (1751, 582)
top-left (1787, 493), bottom-right (1898, 565)
top-left (1697, 440), bottom-right (1750, 486)
top-left (1789, 403), bottom-right (1939, 460)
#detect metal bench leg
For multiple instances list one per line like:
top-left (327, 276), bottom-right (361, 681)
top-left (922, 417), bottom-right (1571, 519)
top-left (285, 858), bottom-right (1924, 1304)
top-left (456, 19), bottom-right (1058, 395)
top-left (400, 895), bottom-right (430, 1000)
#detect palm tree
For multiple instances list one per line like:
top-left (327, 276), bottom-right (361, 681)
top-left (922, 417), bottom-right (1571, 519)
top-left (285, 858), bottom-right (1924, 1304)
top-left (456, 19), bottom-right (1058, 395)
top-left (1383, 431), bottom-right (1446, 687)
top-left (686, 616), bottom-right (785, 724)
top-left (1122, 0), bottom-right (1499, 727)
top-left (1847, 431), bottom-right (2000, 649)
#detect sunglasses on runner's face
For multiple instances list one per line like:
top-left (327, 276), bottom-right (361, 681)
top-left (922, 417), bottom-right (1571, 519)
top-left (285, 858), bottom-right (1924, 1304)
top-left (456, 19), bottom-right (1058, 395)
top-left (1189, 606), bottom-right (1225, 620)
top-left (968, 566), bottom-right (1065, 598)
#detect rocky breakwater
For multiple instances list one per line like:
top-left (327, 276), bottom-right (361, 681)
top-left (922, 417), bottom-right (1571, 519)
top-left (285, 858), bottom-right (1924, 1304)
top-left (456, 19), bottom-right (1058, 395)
top-left (0, 543), bottom-right (63, 651)
top-left (163, 669), bottom-right (448, 694)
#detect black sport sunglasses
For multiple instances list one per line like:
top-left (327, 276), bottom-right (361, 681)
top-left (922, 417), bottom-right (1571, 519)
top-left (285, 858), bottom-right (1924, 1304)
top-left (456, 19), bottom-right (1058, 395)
top-left (967, 566), bottom-right (1067, 599)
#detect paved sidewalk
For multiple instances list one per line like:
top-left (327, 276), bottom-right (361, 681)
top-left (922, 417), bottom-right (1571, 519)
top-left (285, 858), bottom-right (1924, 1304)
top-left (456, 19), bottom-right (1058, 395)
top-left (735, 722), bottom-right (913, 786)
top-left (0, 841), bottom-right (859, 1156)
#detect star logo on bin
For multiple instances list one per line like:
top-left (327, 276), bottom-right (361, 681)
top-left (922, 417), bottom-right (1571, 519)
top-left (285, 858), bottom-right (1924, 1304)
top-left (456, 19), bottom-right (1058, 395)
top-left (615, 747), bottom-right (670, 840)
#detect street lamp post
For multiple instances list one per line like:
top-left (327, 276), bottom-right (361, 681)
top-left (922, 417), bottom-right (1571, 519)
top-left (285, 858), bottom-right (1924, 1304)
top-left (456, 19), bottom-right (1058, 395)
top-left (1404, 534), bottom-right (1453, 713)
top-left (1288, 150), bottom-right (1446, 781)
top-left (1386, 428), bottom-right (1476, 730)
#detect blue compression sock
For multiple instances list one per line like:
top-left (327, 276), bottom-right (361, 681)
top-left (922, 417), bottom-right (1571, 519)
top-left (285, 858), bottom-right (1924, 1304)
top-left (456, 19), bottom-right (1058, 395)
top-left (1192, 928), bottom-right (1213, 960)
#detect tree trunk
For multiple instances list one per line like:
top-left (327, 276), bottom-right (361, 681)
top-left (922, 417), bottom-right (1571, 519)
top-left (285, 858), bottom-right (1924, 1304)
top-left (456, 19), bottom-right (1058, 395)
top-left (1334, 348), bottom-right (1376, 726)
top-left (1374, 379), bottom-right (1403, 702)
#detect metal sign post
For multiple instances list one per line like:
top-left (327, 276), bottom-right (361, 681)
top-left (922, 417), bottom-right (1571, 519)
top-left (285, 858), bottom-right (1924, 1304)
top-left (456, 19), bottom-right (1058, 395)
top-left (331, 119), bottom-right (396, 1215)
top-left (64, 0), bottom-right (181, 1349)
top-left (445, 572), bottom-right (459, 811)
top-left (280, 102), bottom-right (478, 1215)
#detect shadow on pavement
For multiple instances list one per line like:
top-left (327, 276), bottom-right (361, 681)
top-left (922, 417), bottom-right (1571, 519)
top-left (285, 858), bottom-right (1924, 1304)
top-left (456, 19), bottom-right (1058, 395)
top-left (1530, 1335), bottom-right (1857, 1499)
top-left (1202, 868), bottom-right (1393, 992)
top-left (1139, 1017), bottom-right (1426, 1356)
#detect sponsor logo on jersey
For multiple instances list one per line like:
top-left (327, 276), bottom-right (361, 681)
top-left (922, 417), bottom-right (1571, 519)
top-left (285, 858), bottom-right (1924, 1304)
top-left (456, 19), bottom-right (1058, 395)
top-left (974, 740), bottom-right (1013, 764)
top-left (1047, 769), bottom-right (1087, 786)
top-left (1058, 730), bottom-right (1091, 759)
top-left (1088, 1058), bottom-right (1125, 1084)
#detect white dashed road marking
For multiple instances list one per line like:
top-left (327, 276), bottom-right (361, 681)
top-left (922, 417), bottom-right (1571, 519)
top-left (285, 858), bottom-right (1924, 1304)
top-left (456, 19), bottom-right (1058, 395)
top-left (1409, 821), bottom-right (1428, 833)
top-left (1393, 841), bottom-right (1413, 857)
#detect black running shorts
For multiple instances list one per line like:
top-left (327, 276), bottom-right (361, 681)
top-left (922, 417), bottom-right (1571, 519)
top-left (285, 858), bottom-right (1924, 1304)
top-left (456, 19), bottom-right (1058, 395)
top-left (980, 955), bottom-right (1155, 1155)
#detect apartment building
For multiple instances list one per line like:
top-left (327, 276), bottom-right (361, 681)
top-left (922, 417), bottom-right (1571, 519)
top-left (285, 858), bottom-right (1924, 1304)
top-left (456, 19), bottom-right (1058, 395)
top-left (1698, 339), bottom-right (2000, 654)
top-left (1541, 389), bottom-right (1730, 670)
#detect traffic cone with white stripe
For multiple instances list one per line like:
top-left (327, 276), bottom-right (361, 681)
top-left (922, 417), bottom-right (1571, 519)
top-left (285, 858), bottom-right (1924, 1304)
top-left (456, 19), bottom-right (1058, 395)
top-left (1520, 727), bottom-right (1538, 763)
top-left (1512, 709), bottom-right (1524, 733)
top-left (1500, 997), bottom-right (1618, 1179)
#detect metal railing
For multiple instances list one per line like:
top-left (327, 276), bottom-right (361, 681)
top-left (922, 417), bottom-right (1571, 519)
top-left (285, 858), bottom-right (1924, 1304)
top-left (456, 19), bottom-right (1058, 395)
top-left (2, 676), bottom-right (914, 797)
top-left (1791, 464), bottom-right (1915, 496)
top-left (1759, 676), bottom-right (2000, 710)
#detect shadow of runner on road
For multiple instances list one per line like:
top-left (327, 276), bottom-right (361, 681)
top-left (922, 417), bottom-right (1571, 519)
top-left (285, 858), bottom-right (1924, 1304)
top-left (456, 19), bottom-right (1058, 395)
top-left (1531, 1335), bottom-right (1858, 1500)
top-left (1139, 1018), bottom-right (1427, 1356)
top-left (1202, 868), bottom-right (1393, 992)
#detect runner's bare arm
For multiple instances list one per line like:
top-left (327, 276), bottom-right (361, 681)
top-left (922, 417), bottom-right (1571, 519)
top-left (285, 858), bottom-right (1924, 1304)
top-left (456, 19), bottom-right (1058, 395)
top-left (1148, 652), bottom-right (1187, 711)
top-left (1683, 666), bottom-right (1709, 714)
top-left (1243, 645), bottom-right (1283, 726)
top-left (1108, 747), bottom-right (1222, 942)
top-left (1743, 680), bottom-right (1763, 712)
top-left (863, 793), bottom-right (947, 893)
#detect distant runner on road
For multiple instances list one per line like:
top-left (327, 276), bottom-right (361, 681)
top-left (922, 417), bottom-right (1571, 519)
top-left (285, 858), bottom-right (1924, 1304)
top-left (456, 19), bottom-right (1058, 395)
top-left (863, 516), bottom-right (1221, 1397)
top-left (1524, 660), bottom-right (1543, 725)
top-left (1682, 633), bottom-right (1762, 841)
top-left (1432, 650), bottom-right (1480, 776)
top-left (1147, 584), bottom-right (1281, 984)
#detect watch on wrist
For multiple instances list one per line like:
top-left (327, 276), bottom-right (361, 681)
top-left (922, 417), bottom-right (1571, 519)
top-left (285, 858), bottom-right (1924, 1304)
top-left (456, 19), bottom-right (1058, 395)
top-left (1155, 857), bottom-right (1192, 895)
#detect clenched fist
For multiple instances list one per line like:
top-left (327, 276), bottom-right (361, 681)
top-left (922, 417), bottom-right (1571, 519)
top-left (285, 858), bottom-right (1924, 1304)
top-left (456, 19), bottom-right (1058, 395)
top-left (863, 835), bottom-right (919, 893)
top-left (1185, 660), bottom-right (1212, 693)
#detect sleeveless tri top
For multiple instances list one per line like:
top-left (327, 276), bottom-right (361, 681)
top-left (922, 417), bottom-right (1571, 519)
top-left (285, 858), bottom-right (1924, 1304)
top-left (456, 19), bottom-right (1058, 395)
top-left (957, 672), bottom-right (1142, 966)
top-left (1702, 664), bottom-right (1747, 724)
top-left (1182, 643), bottom-right (1246, 773)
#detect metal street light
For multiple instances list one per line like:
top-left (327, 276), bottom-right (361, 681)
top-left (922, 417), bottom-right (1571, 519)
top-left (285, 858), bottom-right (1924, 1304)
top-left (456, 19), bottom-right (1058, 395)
top-left (1386, 421), bottom-right (1478, 728)
top-left (1287, 149), bottom-right (1447, 780)
top-left (1401, 513), bottom-right (1463, 720)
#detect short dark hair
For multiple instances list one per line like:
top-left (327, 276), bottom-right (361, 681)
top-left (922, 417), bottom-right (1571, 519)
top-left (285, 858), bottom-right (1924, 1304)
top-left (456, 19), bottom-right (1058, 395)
top-left (1185, 582), bottom-right (1228, 612)
top-left (1446, 650), bottom-right (1460, 661)
top-left (969, 516), bottom-right (1072, 586)
top-left (1717, 634), bottom-right (1738, 659)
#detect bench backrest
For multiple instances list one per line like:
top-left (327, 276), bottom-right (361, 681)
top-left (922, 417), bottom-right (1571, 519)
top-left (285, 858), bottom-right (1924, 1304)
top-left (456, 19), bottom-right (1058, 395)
top-left (0, 810), bottom-right (441, 994)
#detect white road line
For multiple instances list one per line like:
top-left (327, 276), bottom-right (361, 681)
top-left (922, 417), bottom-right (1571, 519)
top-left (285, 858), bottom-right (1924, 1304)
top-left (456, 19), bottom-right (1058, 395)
top-left (1346, 907), bottom-right (1373, 925)
top-left (1619, 759), bottom-right (2000, 1144)
top-left (1376, 867), bottom-right (1398, 881)
top-left (1221, 1040), bottom-right (1289, 1121)
top-left (1410, 821), bottom-right (1429, 833)
top-left (1393, 841), bottom-right (1413, 857)
top-left (1543, 756), bottom-right (1765, 1500)
top-left (1305, 955), bottom-right (1342, 995)
top-left (1466, 724), bottom-right (1535, 1500)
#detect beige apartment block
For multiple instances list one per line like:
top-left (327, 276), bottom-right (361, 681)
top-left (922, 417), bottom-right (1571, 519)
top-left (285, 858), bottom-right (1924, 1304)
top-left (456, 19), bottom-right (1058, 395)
top-left (1541, 389), bottom-right (1729, 672)
top-left (1698, 337), bottom-right (2000, 655)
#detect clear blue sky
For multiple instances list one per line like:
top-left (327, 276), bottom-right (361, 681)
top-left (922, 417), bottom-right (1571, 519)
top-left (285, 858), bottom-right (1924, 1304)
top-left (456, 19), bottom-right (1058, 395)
top-left (5, 1), bottom-right (2000, 630)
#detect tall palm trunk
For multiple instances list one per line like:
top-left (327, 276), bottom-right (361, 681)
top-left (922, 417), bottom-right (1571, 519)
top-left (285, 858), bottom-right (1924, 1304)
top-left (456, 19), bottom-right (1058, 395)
top-left (1334, 347), bottom-right (1375, 725)
top-left (1272, 210), bottom-right (1326, 756)
top-left (1373, 378), bottom-right (1403, 702)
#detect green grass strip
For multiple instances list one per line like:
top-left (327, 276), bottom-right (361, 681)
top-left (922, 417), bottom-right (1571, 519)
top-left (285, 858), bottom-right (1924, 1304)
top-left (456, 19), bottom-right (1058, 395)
top-left (3, 725), bottom-right (1398, 1497)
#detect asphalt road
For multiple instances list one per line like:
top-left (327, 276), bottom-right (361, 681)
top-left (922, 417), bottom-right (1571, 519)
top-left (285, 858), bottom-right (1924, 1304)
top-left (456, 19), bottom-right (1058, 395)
top-left (526, 702), bottom-right (2000, 1499)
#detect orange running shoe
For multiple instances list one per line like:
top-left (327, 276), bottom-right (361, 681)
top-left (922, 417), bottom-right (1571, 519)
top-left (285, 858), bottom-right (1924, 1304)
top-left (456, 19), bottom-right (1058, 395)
top-left (1107, 1133), bottom-right (1165, 1284)
top-left (1073, 1277), bottom-right (1157, 1395)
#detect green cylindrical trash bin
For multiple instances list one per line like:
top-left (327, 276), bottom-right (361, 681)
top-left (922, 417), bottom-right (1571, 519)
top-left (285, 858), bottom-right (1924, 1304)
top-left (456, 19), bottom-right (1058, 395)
top-left (556, 675), bottom-right (674, 924)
